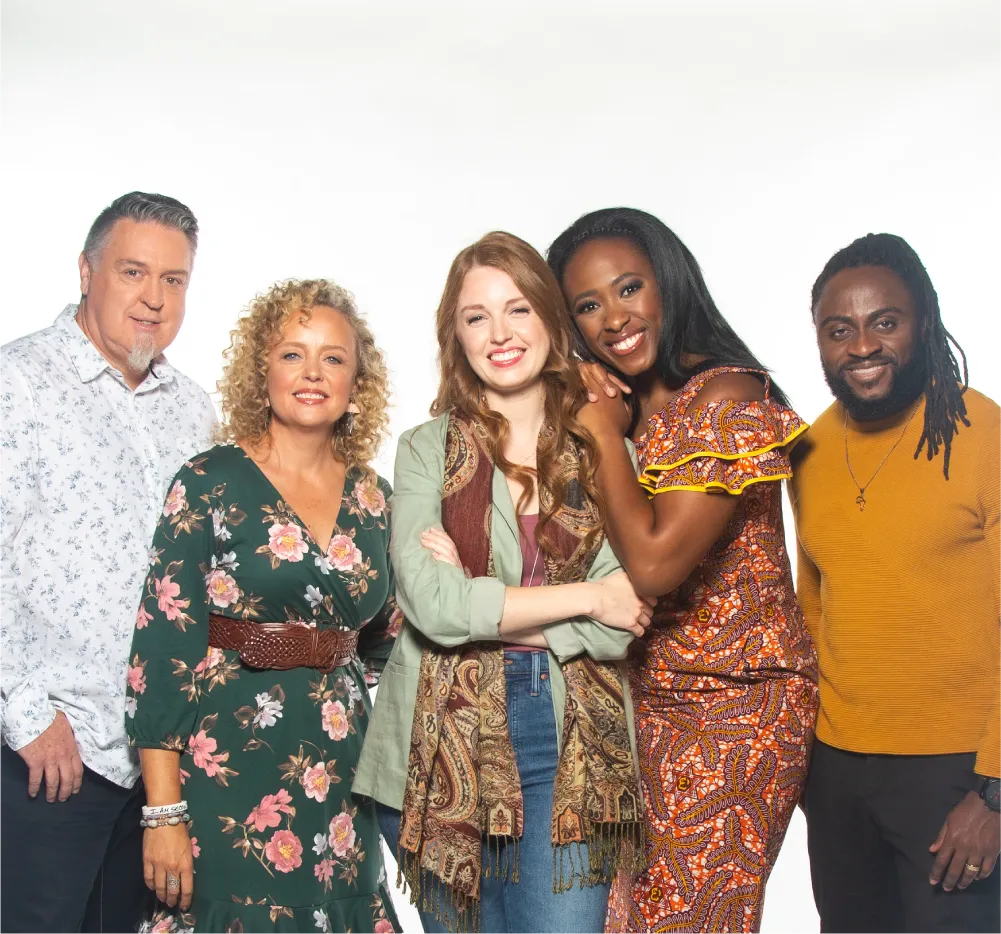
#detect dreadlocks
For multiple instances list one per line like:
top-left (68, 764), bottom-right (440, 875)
top-left (811, 233), bottom-right (969, 479)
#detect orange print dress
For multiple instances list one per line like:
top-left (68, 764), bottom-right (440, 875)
top-left (606, 367), bottom-right (818, 934)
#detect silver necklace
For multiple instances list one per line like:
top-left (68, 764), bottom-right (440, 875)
top-left (843, 404), bottom-right (919, 512)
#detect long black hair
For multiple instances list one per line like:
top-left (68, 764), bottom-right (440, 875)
top-left (547, 207), bottom-right (789, 406)
top-left (811, 233), bottom-right (969, 479)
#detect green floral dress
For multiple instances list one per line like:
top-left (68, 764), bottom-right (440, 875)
top-left (126, 444), bottom-right (402, 934)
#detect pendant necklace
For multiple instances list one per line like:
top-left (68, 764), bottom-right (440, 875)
top-left (843, 403), bottom-right (919, 512)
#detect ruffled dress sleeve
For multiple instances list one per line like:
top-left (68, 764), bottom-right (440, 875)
top-left (638, 398), bottom-right (808, 495)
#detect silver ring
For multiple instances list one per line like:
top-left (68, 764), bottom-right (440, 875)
top-left (166, 873), bottom-right (179, 891)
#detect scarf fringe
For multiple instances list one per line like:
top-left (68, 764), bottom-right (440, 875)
top-left (553, 821), bottom-right (645, 894)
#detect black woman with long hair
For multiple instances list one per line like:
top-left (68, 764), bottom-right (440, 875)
top-left (548, 208), bottom-right (818, 933)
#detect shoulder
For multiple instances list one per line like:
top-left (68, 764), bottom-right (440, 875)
top-left (689, 367), bottom-right (768, 408)
top-left (397, 414), bottom-right (449, 459)
top-left (175, 442), bottom-right (245, 482)
top-left (963, 387), bottom-right (1000, 422)
top-left (2, 322), bottom-right (64, 373)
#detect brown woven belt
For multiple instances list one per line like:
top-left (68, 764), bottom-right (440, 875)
top-left (208, 614), bottom-right (358, 672)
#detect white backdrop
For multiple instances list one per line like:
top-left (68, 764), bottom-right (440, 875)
top-left (2, 1), bottom-right (998, 931)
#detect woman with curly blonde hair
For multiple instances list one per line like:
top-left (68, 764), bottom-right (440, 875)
top-left (126, 279), bottom-right (401, 933)
top-left (355, 233), bottom-right (653, 933)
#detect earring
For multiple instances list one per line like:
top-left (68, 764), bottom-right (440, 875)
top-left (340, 412), bottom-right (356, 436)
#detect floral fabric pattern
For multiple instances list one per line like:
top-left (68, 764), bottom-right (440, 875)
top-left (127, 444), bottom-right (399, 933)
top-left (608, 368), bottom-right (819, 934)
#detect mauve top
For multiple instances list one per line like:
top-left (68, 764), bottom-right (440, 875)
top-left (507, 514), bottom-right (544, 652)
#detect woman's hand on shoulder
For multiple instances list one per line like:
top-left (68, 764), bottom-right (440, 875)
top-left (578, 363), bottom-right (632, 440)
top-left (590, 571), bottom-right (655, 636)
top-left (143, 823), bottom-right (194, 911)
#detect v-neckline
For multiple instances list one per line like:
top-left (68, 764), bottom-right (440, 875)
top-left (238, 444), bottom-right (348, 556)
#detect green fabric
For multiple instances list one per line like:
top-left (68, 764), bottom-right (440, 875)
top-left (126, 443), bottom-right (399, 933)
top-left (353, 414), bottom-right (638, 811)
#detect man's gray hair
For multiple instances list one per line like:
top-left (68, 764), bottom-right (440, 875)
top-left (83, 191), bottom-right (198, 267)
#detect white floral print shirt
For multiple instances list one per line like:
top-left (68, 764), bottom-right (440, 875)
top-left (1, 305), bottom-right (217, 787)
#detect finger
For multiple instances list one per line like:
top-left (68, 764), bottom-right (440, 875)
top-left (602, 379), bottom-right (619, 398)
top-left (929, 841), bottom-right (953, 884)
top-left (609, 374), bottom-right (632, 395)
top-left (44, 760), bottom-right (60, 803)
top-left (929, 821), bottom-right (947, 853)
top-left (164, 867), bottom-right (180, 908)
top-left (71, 753), bottom-right (84, 795)
top-left (588, 391), bottom-right (599, 403)
top-left (154, 864), bottom-right (168, 904)
top-left (642, 596), bottom-right (658, 610)
top-left (941, 849), bottom-right (968, 891)
top-left (144, 859), bottom-right (155, 892)
top-left (957, 861), bottom-right (980, 890)
top-left (26, 762), bottom-right (43, 799)
top-left (978, 854), bottom-right (997, 879)
top-left (56, 756), bottom-right (74, 802)
top-left (179, 867), bottom-right (195, 912)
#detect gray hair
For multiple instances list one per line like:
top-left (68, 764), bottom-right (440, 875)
top-left (83, 191), bottom-right (198, 267)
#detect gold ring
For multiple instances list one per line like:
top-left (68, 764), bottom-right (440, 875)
top-left (965, 862), bottom-right (981, 874)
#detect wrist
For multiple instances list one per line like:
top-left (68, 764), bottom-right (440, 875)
top-left (581, 581), bottom-right (602, 619)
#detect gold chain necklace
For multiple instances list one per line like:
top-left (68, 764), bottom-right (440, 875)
top-left (843, 403), bottom-right (919, 512)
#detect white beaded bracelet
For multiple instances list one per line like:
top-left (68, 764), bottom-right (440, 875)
top-left (142, 801), bottom-right (188, 818)
top-left (140, 813), bottom-right (191, 829)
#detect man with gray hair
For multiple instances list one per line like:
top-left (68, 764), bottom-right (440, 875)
top-left (1, 191), bottom-right (217, 931)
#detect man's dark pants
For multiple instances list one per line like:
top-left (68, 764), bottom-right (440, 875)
top-left (1, 744), bottom-right (148, 932)
top-left (806, 740), bottom-right (1001, 933)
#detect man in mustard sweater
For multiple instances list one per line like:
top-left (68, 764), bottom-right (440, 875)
top-left (790, 233), bottom-right (999, 932)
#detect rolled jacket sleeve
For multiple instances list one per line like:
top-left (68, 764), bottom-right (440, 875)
top-left (391, 420), bottom-right (506, 648)
top-left (1, 359), bottom-right (57, 749)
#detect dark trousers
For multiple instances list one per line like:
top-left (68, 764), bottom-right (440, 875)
top-left (1, 745), bottom-right (148, 932)
top-left (805, 740), bottom-right (1000, 933)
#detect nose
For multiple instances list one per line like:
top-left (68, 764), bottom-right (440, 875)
top-left (845, 327), bottom-right (884, 360)
top-left (488, 315), bottom-right (512, 345)
top-left (602, 298), bottom-right (629, 334)
top-left (142, 277), bottom-right (164, 311)
top-left (303, 356), bottom-right (322, 381)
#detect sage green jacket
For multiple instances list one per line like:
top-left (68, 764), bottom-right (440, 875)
top-left (353, 414), bottom-right (637, 809)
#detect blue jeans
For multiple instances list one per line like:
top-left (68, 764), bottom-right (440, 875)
top-left (378, 650), bottom-right (609, 933)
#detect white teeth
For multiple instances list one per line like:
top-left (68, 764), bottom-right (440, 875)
top-left (294, 392), bottom-right (326, 400)
top-left (610, 332), bottom-right (642, 352)
top-left (489, 349), bottom-right (524, 362)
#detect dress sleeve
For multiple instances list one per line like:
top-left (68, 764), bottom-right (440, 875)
top-left (976, 408), bottom-right (1000, 778)
top-left (125, 457), bottom-right (215, 751)
top-left (357, 477), bottom-right (402, 687)
top-left (639, 399), bottom-right (808, 495)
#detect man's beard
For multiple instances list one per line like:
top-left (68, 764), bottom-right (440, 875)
top-left (127, 333), bottom-right (158, 375)
top-left (823, 349), bottom-right (928, 422)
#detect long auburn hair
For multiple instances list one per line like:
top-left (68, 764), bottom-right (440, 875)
top-left (431, 231), bottom-right (602, 555)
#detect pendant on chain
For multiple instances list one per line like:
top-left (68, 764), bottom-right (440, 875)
top-left (856, 492), bottom-right (866, 511)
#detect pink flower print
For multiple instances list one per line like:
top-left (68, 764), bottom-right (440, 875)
top-left (301, 762), bottom-right (331, 803)
top-left (327, 534), bottom-right (362, 572)
top-left (205, 569), bottom-right (240, 608)
top-left (355, 483), bottom-right (386, 517)
top-left (264, 829), bottom-right (303, 873)
top-left (136, 606), bottom-right (153, 629)
top-left (193, 647), bottom-right (225, 675)
top-left (179, 768), bottom-right (190, 785)
top-left (126, 663), bottom-right (146, 695)
top-left (314, 857), bottom-right (334, 883)
top-left (321, 699), bottom-right (349, 741)
top-left (328, 810), bottom-right (357, 857)
top-left (245, 788), bottom-right (294, 832)
top-left (188, 730), bottom-right (224, 777)
top-left (387, 606), bottom-right (404, 638)
top-left (151, 919), bottom-right (175, 933)
top-left (268, 522), bottom-right (309, 562)
top-left (163, 480), bottom-right (187, 517)
top-left (190, 837), bottom-right (200, 858)
top-left (155, 575), bottom-right (183, 621)
top-left (374, 920), bottom-right (394, 934)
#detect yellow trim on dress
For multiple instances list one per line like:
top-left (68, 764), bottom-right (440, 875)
top-left (637, 421), bottom-right (809, 495)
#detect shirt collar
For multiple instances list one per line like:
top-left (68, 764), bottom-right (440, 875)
top-left (56, 303), bottom-right (177, 389)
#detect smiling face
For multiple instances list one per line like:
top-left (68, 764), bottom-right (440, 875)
top-left (454, 265), bottom-right (551, 400)
top-left (561, 237), bottom-right (663, 378)
top-left (814, 265), bottom-right (927, 421)
top-left (266, 305), bottom-right (359, 434)
top-left (77, 218), bottom-right (193, 386)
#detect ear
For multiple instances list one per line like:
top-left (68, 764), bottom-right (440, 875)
top-left (346, 399), bottom-right (361, 415)
top-left (78, 252), bottom-right (92, 296)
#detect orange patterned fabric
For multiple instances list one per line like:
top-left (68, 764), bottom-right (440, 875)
top-left (607, 367), bottom-right (819, 934)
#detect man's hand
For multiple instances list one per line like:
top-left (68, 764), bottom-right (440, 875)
top-left (15, 710), bottom-right (83, 802)
top-left (929, 790), bottom-right (1000, 890)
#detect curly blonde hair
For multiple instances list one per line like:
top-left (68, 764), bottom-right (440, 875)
top-left (217, 279), bottom-right (390, 484)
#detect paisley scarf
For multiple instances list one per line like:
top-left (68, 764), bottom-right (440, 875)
top-left (398, 412), bottom-right (642, 929)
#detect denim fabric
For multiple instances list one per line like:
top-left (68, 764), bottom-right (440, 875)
top-left (377, 649), bottom-right (609, 933)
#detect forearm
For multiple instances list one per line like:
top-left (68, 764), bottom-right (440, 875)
top-left (499, 583), bottom-right (595, 636)
top-left (139, 749), bottom-right (183, 806)
top-left (500, 627), bottom-right (548, 648)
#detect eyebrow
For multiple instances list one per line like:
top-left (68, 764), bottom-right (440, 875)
top-left (278, 340), bottom-right (351, 354)
top-left (570, 271), bottom-right (643, 305)
top-left (115, 258), bottom-right (189, 277)
top-left (818, 305), bottom-right (906, 328)
top-left (458, 296), bottom-right (528, 314)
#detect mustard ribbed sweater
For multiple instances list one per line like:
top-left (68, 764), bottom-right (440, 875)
top-left (790, 389), bottom-right (999, 777)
